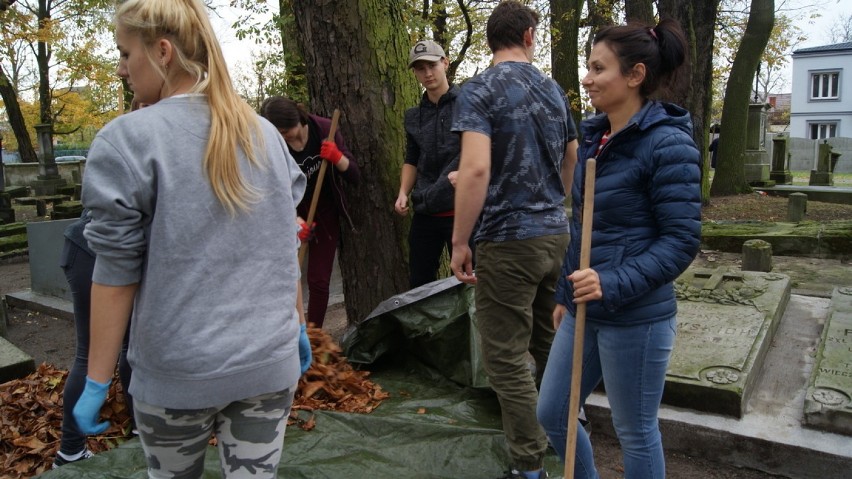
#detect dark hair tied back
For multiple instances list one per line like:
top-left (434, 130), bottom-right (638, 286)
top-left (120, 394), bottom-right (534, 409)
top-left (259, 96), bottom-right (310, 130)
top-left (594, 18), bottom-right (688, 98)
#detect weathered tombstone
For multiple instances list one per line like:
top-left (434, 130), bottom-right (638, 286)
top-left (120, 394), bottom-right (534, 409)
top-left (667, 267), bottom-right (791, 417)
top-left (803, 287), bottom-right (852, 436)
top-left (742, 239), bottom-right (772, 272)
top-left (26, 218), bottom-right (76, 300)
top-left (35, 199), bottom-right (46, 217)
top-left (0, 335), bottom-right (35, 383)
top-left (787, 192), bottom-right (807, 223)
top-left (809, 141), bottom-right (834, 186)
top-left (744, 103), bottom-right (775, 187)
top-left (30, 123), bottom-right (67, 196)
top-left (0, 192), bottom-right (14, 224)
top-left (769, 134), bottom-right (792, 184)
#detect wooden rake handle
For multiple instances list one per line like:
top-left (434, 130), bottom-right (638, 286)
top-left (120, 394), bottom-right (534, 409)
top-left (564, 158), bottom-right (596, 479)
top-left (298, 108), bottom-right (340, 269)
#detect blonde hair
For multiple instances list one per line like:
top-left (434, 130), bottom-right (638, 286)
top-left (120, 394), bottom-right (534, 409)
top-left (115, 0), bottom-right (264, 215)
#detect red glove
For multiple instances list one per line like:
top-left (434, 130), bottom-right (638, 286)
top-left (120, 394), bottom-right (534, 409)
top-left (297, 221), bottom-right (316, 242)
top-left (320, 140), bottom-right (344, 165)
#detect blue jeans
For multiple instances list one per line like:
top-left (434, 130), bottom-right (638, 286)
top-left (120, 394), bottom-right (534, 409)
top-left (537, 312), bottom-right (676, 479)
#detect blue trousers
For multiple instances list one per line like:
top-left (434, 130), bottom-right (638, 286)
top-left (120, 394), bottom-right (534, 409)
top-left (537, 312), bottom-right (676, 479)
top-left (59, 238), bottom-right (132, 454)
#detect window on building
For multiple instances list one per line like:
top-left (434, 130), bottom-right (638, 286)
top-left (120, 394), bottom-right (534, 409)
top-left (810, 71), bottom-right (840, 100)
top-left (808, 122), bottom-right (838, 139)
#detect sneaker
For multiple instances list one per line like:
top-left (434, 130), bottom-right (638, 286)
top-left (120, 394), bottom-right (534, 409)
top-left (52, 449), bottom-right (94, 469)
top-left (498, 469), bottom-right (548, 479)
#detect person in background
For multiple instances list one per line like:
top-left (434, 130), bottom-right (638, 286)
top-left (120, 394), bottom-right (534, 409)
top-left (72, 0), bottom-right (308, 477)
top-left (537, 18), bottom-right (701, 479)
top-left (395, 39), bottom-right (465, 289)
top-left (260, 96), bottom-right (360, 328)
top-left (450, 2), bottom-right (579, 478)
top-left (709, 136), bottom-right (719, 169)
top-left (52, 208), bottom-right (133, 469)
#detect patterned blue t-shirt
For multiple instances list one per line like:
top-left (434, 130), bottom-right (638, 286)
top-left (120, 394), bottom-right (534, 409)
top-left (452, 61), bottom-right (577, 242)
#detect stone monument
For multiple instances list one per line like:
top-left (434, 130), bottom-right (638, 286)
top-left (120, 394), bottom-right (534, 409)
top-left (744, 102), bottom-right (775, 188)
top-left (666, 267), bottom-right (791, 417)
top-left (809, 141), bottom-right (836, 186)
top-left (769, 134), bottom-right (792, 185)
top-left (30, 123), bottom-right (66, 196)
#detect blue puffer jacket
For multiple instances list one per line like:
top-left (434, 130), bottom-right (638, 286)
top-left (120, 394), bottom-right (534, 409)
top-left (555, 100), bottom-right (701, 326)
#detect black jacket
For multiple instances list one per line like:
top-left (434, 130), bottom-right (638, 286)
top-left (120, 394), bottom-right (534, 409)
top-left (404, 85), bottom-right (460, 214)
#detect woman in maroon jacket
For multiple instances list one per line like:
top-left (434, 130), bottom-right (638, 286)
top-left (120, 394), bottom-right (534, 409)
top-left (261, 97), bottom-right (360, 327)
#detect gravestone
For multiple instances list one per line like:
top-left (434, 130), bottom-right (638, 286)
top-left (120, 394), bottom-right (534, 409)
top-left (666, 267), bottom-right (791, 417)
top-left (803, 287), bottom-right (852, 436)
top-left (769, 134), bottom-right (792, 185)
top-left (787, 192), bottom-right (807, 222)
top-left (809, 141), bottom-right (835, 186)
top-left (31, 124), bottom-right (67, 196)
top-left (26, 218), bottom-right (76, 300)
top-left (744, 103), bottom-right (775, 187)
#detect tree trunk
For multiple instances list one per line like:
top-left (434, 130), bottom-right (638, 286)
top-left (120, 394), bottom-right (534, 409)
top-left (550, 0), bottom-right (584, 133)
top-left (278, 0), bottom-right (308, 103)
top-left (37, 0), bottom-right (51, 125)
top-left (659, 0), bottom-right (720, 204)
top-left (292, 1), bottom-right (419, 324)
top-left (624, 0), bottom-right (654, 24)
top-left (0, 67), bottom-right (38, 163)
top-left (710, 0), bottom-right (774, 196)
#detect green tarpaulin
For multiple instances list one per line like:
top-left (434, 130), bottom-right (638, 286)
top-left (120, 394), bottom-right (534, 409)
top-left (39, 278), bottom-right (566, 478)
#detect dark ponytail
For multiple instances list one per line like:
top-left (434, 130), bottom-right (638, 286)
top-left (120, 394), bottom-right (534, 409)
top-left (593, 17), bottom-right (688, 98)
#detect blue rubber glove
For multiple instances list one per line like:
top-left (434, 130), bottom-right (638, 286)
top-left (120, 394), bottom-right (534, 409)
top-left (299, 323), bottom-right (312, 375)
top-left (72, 376), bottom-right (111, 434)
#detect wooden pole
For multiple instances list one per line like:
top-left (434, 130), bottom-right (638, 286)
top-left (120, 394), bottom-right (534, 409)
top-left (564, 158), bottom-right (596, 479)
top-left (298, 109), bottom-right (340, 269)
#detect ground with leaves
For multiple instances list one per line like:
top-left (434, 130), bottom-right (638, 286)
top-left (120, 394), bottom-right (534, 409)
top-left (703, 193), bottom-right (852, 222)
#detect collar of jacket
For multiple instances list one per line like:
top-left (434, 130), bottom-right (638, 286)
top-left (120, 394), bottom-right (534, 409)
top-left (580, 100), bottom-right (693, 140)
top-left (419, 84), bottom-right (460, 108)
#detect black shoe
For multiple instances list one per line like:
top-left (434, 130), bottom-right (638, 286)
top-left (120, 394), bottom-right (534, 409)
top-left (497, 469), bottom-right (548, 479)
top-left (52, 449), bottom-right (94, 469)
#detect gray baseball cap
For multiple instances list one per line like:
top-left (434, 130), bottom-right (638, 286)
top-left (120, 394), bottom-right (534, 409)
top-left (408, 40), bottom-right (446, 67)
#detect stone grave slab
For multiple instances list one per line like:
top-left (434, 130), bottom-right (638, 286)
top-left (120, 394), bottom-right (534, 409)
top-left (803, 287), bottom-right (852, 435)
top-left (666, 267), bottom-right (791, 417)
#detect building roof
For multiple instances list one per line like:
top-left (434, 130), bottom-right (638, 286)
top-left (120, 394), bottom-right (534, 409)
top-left (793, 42), bottom-right (852, 55)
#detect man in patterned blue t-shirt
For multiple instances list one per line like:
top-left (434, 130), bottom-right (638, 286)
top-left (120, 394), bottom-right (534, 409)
top-left (450, 2), bottom-right (578, 478)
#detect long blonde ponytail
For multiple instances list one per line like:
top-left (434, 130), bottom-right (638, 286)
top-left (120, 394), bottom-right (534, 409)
top-left (115, 0), bottom-right (265, 216)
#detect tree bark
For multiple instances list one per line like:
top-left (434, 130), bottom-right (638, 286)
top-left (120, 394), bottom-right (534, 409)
top-left (36, 0), bottom-right (50, 125)
top-left (0, 67), bottom-right (38, 163)
top-left (624, 0), bottom-right (654, 24)
top-left (550, 0), bottom-right (584, 133)
top-left (659, 0), bottom-right (720, 204)
top-left (292, 0), bottom-right (419, 324)
top-left (710, 0), bottom-right (774, 196)
top-left (278, 0), bottom-right (308, 103)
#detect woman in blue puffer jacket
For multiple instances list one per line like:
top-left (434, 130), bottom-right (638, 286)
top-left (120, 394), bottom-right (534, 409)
top-left (537, 18), bottom-right (701, 479)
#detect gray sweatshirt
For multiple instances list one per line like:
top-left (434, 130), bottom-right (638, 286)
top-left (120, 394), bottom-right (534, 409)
top-left (82, 94), bottom-right (306, 409)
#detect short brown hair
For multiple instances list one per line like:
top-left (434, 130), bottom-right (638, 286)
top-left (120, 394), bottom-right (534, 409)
top-left (486, 1), bottom-right (539, 53)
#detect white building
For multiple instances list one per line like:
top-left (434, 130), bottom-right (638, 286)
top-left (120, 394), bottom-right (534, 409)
top-left (789, 42), bottom-right (852, 139)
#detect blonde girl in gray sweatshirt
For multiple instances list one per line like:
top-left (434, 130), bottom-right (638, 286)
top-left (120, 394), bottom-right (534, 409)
top-left (72, 1), bottom-right (307, 477)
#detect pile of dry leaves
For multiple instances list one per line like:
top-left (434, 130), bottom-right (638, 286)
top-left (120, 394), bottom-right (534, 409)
top-left (0, 327), bottom-right (388, 478)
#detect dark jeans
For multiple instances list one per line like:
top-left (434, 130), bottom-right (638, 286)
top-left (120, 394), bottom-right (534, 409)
top-left (59, 239), bottom-right (132, 455)
top-left (408, 213), bottom-right (454, 289)
top-left (299, 204), bottom-right (340, 328)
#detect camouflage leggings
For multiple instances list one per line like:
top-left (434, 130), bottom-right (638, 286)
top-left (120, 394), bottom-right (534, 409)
top-left (133, 387), bottom-right (296, 479)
